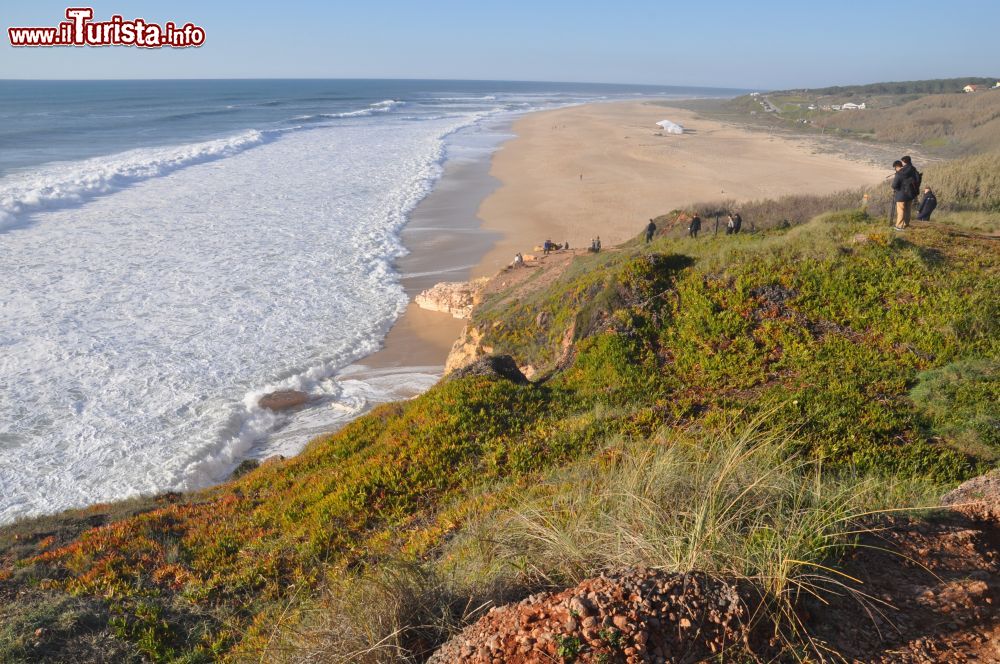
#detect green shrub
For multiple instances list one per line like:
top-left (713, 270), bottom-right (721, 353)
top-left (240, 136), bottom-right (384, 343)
top-left (910, 358), bottom-right (1000, 460)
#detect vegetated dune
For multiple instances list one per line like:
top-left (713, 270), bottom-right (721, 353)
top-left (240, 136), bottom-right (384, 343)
top-left (1, 198), bottom-right (997, 662)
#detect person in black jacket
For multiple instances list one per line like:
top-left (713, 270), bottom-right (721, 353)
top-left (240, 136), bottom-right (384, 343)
top-left (732, 212), bottom-right (743, 234)
top-left (902, 155), bottom-right (922, 191)
top-left (645, 219), bottom-right (656, 243)
top-left (891, 159), bottom-right (918, 230)
top-left (688, 215), bottom-right (701, 238)
top-left (917, 187), bottom-right (937, 221)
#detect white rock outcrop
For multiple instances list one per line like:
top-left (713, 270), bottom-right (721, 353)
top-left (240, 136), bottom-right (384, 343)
top-left (415, 278), bottom-right (488, 319)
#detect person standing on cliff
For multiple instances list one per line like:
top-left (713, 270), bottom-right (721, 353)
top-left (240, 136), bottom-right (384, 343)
top-left (891, 159), bottom-right (918, 230)
top-left (917, 187), bottom-right (937, 221)
top-left (645, 219), bottom-right (657, 243)
top-left (688, 215), bottom-right (701, 238)
top-left (902, 155), bottom-right (922, 192)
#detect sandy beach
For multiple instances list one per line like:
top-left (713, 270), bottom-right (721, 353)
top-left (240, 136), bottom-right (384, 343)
top-left (354, 101), bottom-right (885, 373)
top-left (474, 102), bottom-right (885, 276)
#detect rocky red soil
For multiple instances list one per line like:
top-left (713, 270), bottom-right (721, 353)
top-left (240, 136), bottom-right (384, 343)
top-left (429, 474), bottom-right (1000, 663)
top-left (428, 569), bottom-right (769, 663)
top-left (804, 472), bottom-right (1000, 663)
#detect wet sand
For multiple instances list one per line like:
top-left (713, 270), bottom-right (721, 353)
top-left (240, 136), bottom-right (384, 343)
top-left (343, 143), bottom-right (501, 377)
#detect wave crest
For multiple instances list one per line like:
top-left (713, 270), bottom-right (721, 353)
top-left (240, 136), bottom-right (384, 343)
top-left (0, 130), bottom-right (269, 231)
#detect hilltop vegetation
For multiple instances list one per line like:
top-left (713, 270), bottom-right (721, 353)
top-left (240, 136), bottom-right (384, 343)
top-left (1, 189), bottom-right (996, 661)
top-left (674, 76), bottom-right (1000, 158)
top-left (778, 77), bottom-right (998, 98)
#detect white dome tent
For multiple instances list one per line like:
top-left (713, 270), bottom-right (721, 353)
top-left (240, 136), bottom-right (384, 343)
top-left (656, 119), bottom-right (684, 134)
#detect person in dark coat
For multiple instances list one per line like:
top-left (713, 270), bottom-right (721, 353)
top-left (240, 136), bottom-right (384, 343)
top-left (891, 159), bottom-right (918, 230)
top-left (688, 215), bottom-right (701, 238)
top-left (902, 155), bottom-right (922, 191)
top-left (917, 187), bottom-right (937, 221)
top-left (645, 219), bottom-right (656, 243)
top-left (732, 212), bottom-right (743, 234)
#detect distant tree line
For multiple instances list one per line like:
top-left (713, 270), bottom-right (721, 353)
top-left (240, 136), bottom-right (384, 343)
top-left (780, 77), bottom-right (999, 97)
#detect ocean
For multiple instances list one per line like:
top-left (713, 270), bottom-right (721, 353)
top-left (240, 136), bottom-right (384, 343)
top-left (0, 79), bottom-right (740, 525)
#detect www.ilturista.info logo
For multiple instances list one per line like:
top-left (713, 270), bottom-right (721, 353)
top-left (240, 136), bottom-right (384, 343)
top-left (8, 8), bottom-right (205, 48)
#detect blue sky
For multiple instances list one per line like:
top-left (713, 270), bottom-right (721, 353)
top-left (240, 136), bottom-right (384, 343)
top-left (1, 0), bottom-right (996, 88)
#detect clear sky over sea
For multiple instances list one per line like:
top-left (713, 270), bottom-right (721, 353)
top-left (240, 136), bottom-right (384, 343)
top-left (1, 0), bottom-right (996, 88)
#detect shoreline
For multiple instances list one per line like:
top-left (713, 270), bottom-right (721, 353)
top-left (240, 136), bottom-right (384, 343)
top-left (348, 141), bottom-right (504, 374)
top-left (352, 100), bottom-right (885, 377)
top-left (332, 123), bottom-right (507, 382)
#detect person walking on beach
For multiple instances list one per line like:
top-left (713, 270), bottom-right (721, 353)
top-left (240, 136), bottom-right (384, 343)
top-left (891, 159), bottom-right (918, 230)
top-left (645, 219), bottom-right (657, 243)
top-left (917, 187), bottom-right (937, 221)
top-left (688, 215), bottom-right (701, 238)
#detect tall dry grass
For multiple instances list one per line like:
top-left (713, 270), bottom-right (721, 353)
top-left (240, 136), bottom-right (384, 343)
top-left (252, 563), bottom-right (497, 664)
top-left (454, 419), bottom-right (937, 599)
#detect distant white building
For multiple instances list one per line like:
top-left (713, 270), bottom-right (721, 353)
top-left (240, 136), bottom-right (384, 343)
top-left (994, 82), bottom-right (1000, 89)
top-left (750, 92), bottom-right (760, 97)
top-left (964, 84), bottom-right (979, 93)
top-left (831, 104), bottom-right (842, 111)
top-left (841, 102), bottom-right (866, 110)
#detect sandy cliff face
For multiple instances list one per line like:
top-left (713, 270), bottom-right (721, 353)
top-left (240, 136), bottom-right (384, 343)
top-left (414, 278), bottom-right (489, 319)
top-left (445, 324), bottom-right (491, 374)
top-left (413, 277), bottom-right (495, 374)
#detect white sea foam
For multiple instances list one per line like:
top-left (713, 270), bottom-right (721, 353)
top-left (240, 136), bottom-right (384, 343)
top-left (0, 83), bottom-right (732, 525)
top-left (0, 111), bottom-right (485, 524)
top-left (0, 130), bottom-right (269, 231)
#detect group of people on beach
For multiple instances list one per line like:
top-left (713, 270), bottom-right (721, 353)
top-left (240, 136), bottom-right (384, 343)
top-left (891, 155), bottom-right (937, 230)
top-left (511, 237), bottom-right (596, 268)
top-left (542, 239), bottom-right (569, 255)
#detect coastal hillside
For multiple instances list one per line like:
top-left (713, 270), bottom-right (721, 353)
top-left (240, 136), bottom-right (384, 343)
top-left (676, 77), bottom-right (1000, 158)
top-left (813, 89), bottom-right (1000, 155)
top-left (2, 186), bottom-right (997, 661)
